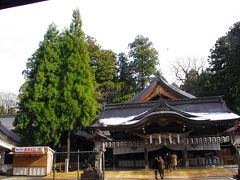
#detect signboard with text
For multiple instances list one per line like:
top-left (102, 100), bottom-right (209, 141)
top-left (14, 147), bottom-right (45, 154)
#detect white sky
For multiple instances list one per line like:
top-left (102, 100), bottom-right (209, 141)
top-left (0, 0), bottom-right (240, 94)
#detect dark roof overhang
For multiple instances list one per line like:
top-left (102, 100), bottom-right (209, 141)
top-left (91, 111), bottom-right (211, 131)
top-left (0, 0), bottom-right (47, 10)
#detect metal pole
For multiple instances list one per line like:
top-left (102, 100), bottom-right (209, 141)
top-left (53, 153), bottom-right (56, 180)
top-left (77, 149), bottom-right (80, 180)
top-left (103, 150), bottom-right (105, 180)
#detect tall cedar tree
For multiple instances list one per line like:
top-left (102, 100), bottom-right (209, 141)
top-left (209, 22), bottom-right (240, 112)
top-left (58, 10), bottom-right (97, 158)
top-left (86, 36), bottom-right (120, 104)
top-left (129, 35), bottom-right (159, 92)
top-left (14, 24), bottom-right (61, 146)
top-left (114, 52), bottom-right (136, 102)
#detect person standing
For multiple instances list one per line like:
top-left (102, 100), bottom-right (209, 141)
top-left (165, 153), bottom-right (172, 172)
top-left (153, 156), bottom-right (159, 179)
top-left (158, 156), bottom-right (165, 179)
top-left (171, 153), bottom-right (178, 170)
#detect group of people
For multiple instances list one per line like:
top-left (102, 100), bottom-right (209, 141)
top-left (152, 153), bottom-right (178, 179)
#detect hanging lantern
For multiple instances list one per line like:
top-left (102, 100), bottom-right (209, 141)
top-left (207, 137), bottom-right (212, 144)
top-left (198, 138), bottom-right (203, 144)
top-left (217, 137), bottom-right (221, 143)
top-left (189, 138), bottom-right (194, 144)
top-left (194, 138), bottom-right (199, 144)
top-left (149, 135), bottom-right (153, 144)
top-left (212, 137), bottom-right (217, 144)
top-left (120, 142), bottom-right (124, 147)
top-left (169, 134), bottom-right (173, 144)
top-left (177, 134), bottom-right (180, 144)
top-left (203, 137), bottom-right (207, 144)
top-left (221, 136), bottom-right (225, 143)
top-left (225, 136), bottom-right (230, 143)
top-left (112, 142), bottom-right (115, 148)
top-left (158, 135), bottom-right (162, 144)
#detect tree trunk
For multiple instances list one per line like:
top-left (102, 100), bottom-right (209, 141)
top-left (67, 131), bottom-right (71, 160)
top-left (65, 131), bottom-right (71, 173)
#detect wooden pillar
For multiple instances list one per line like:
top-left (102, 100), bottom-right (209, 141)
top-left (234, 144), bottom-right (240, 178)
top-left (113, 153), bottom-right (116, 170)
top-left (144, 145), bottom-right (149, 169)
top-left (183, 137), bottom-right (189, 167)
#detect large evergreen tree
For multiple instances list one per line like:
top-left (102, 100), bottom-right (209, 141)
top-left (208, 22), bottom-right (240, 112)
top-left (14, 10), bottom-right (97, 155)
top-left (14, 24), bottom-right (61, 146)
top-left (114, 52), bottom-right (136, 102)
top-left (86, 36), bottom-right (120, 104)
top-left (58, 9), bottom-right (97, 158)
top-left (129, 35), bottom-right (159, 92)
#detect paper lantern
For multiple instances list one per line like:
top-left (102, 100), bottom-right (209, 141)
top-left (189, 138), bottom-right (194, 144)
top-left (207, 137), bottom-right (212, 144)
top-left (169, 134), bottom-right (173, 144)
top-left (221, 136), bottom-right (225, 143)
top-left (212, 137), bottom-right (217, 143)
top-left (177, 134), bottom-right (180, 144)
top-left (225, 136), bottom-right (230, 143)
top-left (149, 135), bottom-right (153, 144)
top-left (158, 135), bottom-right (162, 144)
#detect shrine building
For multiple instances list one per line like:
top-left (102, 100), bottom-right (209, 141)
top-left (91, 77), bottom-right (240, 169)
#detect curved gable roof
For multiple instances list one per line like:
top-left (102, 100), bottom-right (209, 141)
top-left (128, 77), bottom-right (196, 103)
top-left (91, 96), bottom-right (240, 130)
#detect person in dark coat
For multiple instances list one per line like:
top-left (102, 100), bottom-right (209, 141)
top-left (165, 153), bottom-right (172, 172)
top-left (153, 156), bottom-right (159, 179)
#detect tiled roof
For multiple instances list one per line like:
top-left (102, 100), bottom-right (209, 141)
top-left (91, 96), bottom-right (240, 129)
top-left (0, 115), bottom-right (15, 130)
top-left (0, 115), bottom-right (20, 143)
top-left (128, 77), bottom-right (195, 103)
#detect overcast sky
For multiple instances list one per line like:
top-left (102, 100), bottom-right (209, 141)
top-left (0, 0), bottom-right (240, 94)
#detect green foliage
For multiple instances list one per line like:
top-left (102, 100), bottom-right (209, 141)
top-left (58, 9), bottom-right (97, 130)
top-left (14, 9), bottom-right (97, 148)
top-left (180, 69), bottom-right (200, 96)
top-left (0, 106), bottom-right (4, 115)
top-left (14, 23), bottom-right (61, 146)
top-left (86, 36), bottom-right (120, 104)
top-left (8, 108), bottom-right (16, 115)
top-left (208, 22), bottom-right (240, 112)
top-left (112, 52), bottom-right (136, 103)
top-left (198, 70), bottom-right (215, 97)
top-left (129, 35), bottom-right (158, 92)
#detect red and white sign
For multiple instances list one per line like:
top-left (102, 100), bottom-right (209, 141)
top-left (15, 147), bottom-right (44, 153)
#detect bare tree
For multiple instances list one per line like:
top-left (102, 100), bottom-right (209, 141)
top-left (0, 92), bottom-right (17, 114)
top-left (171, 57), bottom-right (207, 96)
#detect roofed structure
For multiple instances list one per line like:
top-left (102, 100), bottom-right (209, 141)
top-left (0, 0), bottom-right (46, 10)
top-left (0, 115), bottom-right (20, 150)
top-left (128, 77), bottom-right (195, 103)
top-left (91, 77), bottom-right (240, 169)
top-left (92, 96), bottom-right (239, 130)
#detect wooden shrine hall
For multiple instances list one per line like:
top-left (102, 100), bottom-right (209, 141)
top-left (91, 77), bottom-right (240, 169)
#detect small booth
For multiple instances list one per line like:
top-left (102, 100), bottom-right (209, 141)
top-left (12, 146), bottom-right (54, 176)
